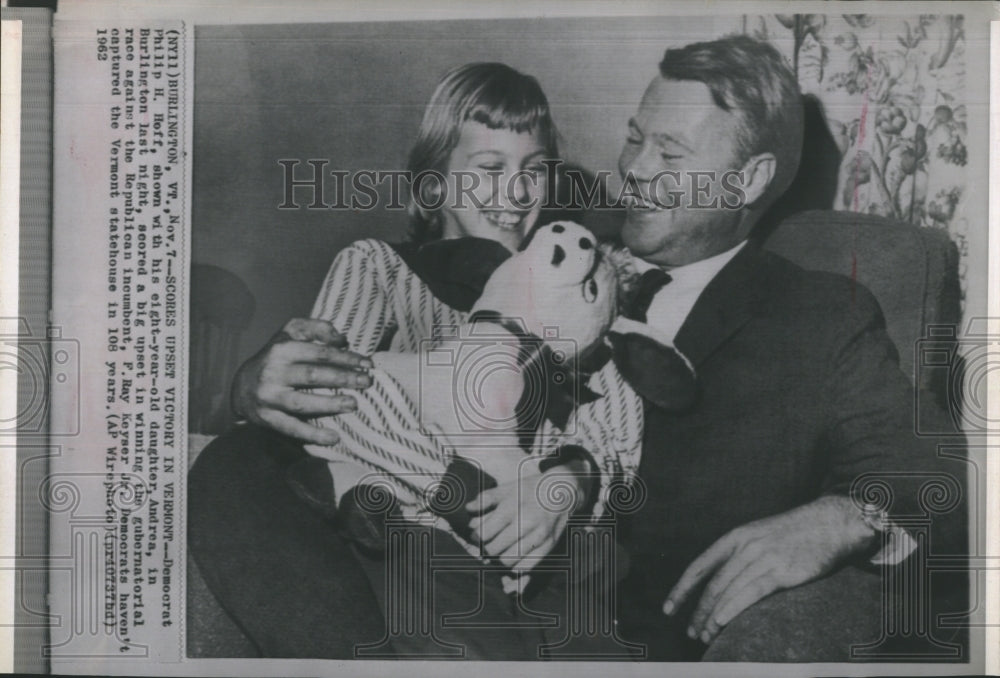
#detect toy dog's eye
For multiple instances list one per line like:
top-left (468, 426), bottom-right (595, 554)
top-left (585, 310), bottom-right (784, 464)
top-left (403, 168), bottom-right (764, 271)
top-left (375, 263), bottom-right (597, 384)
top-left (583, 277), bottom-right (598, 303)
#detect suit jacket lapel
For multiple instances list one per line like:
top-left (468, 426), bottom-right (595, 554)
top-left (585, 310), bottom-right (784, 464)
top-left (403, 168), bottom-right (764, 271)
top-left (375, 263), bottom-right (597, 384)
top-left (673, 243), bottom-right (769, 367)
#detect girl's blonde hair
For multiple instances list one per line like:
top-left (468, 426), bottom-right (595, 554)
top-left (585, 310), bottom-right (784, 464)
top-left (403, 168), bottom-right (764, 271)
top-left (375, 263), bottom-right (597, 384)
top-left (407, 62), bottom-right (559, 243)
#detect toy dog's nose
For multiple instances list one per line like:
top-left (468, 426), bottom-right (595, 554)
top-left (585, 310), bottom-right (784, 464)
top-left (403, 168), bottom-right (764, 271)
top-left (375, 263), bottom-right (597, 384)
top-left (551, 245), bottom-right (566, 266)
top-left (579, 237), bottom-right (593, 250)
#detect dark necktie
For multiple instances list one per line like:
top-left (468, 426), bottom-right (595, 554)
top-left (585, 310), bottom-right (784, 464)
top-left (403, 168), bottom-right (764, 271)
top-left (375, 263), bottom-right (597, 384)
top-left (626, 268), bottom-right (672, 322)
top-left (612, 267), bottom-right (699, 412)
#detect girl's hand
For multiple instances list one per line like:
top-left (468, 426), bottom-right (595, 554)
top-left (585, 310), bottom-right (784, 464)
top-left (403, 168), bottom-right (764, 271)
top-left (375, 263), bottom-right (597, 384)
top-left (467, 460), bottom-right (592, 570)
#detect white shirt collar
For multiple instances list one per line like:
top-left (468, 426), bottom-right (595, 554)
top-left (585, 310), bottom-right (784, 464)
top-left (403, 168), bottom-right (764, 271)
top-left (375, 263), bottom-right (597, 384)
top-left (627, 240), bottom-right (748, 344)
top-left (632, 240), bottom-right (748, 288)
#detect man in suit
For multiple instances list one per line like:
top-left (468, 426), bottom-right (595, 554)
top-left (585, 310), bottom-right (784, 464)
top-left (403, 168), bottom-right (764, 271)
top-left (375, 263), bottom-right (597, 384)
top-left (605, 35), bottom-right (964, 660)
top-left (190, 35), bottom-right (964, 660)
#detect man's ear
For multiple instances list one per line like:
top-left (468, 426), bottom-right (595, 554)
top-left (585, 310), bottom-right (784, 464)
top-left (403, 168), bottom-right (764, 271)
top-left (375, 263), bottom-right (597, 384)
top-left (737, 152), bottom-right (777, 207)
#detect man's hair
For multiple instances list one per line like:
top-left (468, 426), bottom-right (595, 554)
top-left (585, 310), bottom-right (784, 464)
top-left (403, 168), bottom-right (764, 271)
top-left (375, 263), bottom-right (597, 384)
top-left (407, 62), bottom-right (559, 243)
top-left (659, 35), bottom-right (804, 212)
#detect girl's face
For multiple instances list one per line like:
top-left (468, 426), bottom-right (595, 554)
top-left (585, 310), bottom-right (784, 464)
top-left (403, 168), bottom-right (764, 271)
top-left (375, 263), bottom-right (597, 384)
top-left (439, 121), bottom-right (550, 253)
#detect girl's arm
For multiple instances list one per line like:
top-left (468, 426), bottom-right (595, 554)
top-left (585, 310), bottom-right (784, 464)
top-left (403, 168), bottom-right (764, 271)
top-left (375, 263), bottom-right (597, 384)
top-left (565, 361), bottom-right (645, 521)
top-left (311, 239), bottom-right (400, 354)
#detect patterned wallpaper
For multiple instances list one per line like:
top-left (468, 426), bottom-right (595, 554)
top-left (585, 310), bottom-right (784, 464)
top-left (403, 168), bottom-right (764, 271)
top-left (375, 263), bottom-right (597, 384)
top-left (746, 13), bottom-right (970, 295)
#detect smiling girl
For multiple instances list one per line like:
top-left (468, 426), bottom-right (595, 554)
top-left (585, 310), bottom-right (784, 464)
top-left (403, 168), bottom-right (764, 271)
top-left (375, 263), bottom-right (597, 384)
top-left (406, 62), bottom-right (556, 252)
top-left (209, 62), bottom-right (644, 659)
top-left (288, 63), bottom-right (644, 657)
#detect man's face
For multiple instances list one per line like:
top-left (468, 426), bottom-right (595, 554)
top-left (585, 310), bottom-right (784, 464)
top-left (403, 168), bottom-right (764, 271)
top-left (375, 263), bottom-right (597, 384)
top-left (618, 76), bottom-right (750, 268)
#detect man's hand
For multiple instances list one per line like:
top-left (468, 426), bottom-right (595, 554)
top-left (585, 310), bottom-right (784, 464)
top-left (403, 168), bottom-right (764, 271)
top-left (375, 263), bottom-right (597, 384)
top-left (467, 460), bottom-right (591, 570)
top-left (231, 318), bottom-right (373, 445)
top-left (662, 495), bottom-right (878, 644)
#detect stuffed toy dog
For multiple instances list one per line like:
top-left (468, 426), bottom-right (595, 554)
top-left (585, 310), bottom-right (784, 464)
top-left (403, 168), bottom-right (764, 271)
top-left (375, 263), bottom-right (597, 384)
top-left (303, 221), bottom-right (695, 562)
top-left (371, 221), bottom-right (618, 489)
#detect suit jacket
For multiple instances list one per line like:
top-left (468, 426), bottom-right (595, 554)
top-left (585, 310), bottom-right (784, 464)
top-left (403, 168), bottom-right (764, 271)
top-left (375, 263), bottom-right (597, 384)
top-left (617, 242), bottom-right (966, 651)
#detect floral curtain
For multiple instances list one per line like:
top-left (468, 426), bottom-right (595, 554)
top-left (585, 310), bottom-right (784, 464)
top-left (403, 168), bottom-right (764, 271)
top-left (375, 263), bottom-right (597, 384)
top-left (746, 13), bottom-right (970, 294)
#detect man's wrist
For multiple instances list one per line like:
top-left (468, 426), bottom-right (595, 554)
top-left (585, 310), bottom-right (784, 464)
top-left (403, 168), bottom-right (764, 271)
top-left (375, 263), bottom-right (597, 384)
top-left (817, 494), bottom-right (881, 554)
top-left (854, 503), bottom-right (887, 559)
top-left (857, 502), bottom-right (920, 565)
